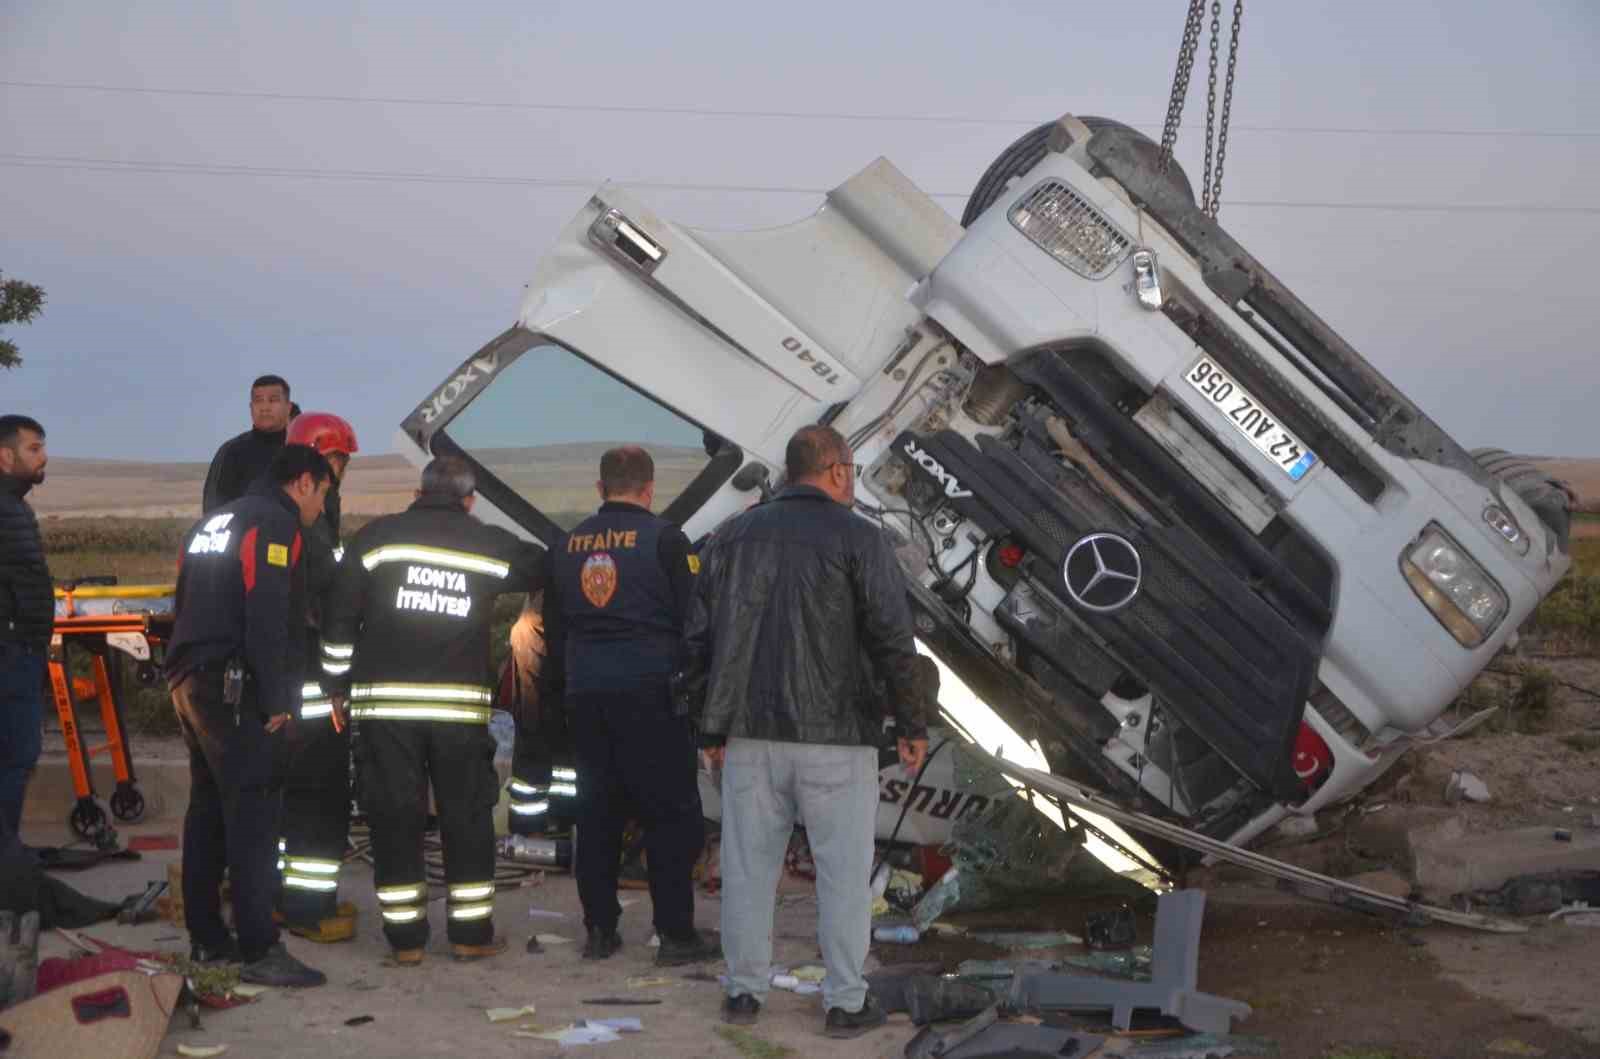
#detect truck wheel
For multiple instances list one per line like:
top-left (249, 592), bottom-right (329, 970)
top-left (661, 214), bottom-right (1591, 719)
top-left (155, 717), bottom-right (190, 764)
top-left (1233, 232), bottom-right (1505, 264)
top-left (961, 116), bottom-right (1197, 227)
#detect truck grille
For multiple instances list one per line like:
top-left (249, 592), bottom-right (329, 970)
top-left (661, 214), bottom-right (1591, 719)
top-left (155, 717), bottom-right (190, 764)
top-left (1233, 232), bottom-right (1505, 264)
top-left (1009, 180), bottom-right (1132, 280)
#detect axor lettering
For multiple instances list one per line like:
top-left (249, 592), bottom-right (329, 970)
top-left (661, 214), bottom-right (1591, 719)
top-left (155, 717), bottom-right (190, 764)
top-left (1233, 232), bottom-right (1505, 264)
top-left (420, 351), bottom-right (503, 425)
top-left (902, 441), bottom-right (973, 499)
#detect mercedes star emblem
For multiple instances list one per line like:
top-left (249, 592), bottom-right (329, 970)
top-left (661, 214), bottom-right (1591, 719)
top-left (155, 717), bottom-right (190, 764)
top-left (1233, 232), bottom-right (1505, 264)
top-left (1062, 533), bottom-right (1142, 613)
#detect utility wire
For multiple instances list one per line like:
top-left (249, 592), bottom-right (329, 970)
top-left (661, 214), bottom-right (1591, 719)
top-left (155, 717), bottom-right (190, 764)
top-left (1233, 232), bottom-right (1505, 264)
top-left (5, 79), bottom-right (1600, 139)
top-left (5, 152), bottom-right (1600, 216)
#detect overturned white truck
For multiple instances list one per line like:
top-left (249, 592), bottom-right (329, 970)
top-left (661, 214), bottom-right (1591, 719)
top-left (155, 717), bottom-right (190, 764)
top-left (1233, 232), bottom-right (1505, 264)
top-left (402, 115), bottom-right (1573, 860)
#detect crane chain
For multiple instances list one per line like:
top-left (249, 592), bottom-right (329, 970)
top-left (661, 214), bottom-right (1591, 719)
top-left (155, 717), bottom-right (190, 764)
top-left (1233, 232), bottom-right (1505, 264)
top-left (1158, 0), bottom-right (1208, 173)
top-left (1209, 0), bottom-right (1245, 219)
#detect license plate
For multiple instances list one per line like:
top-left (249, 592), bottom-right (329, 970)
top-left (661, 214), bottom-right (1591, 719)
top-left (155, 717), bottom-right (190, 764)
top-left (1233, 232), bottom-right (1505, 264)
top-left (1183, 357), bottom-right (1318, 482)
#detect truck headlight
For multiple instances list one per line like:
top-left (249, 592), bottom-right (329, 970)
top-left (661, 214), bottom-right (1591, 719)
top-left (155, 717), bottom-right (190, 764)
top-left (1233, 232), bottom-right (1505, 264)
top-left (1400, 525), bottom-right (1508, 648)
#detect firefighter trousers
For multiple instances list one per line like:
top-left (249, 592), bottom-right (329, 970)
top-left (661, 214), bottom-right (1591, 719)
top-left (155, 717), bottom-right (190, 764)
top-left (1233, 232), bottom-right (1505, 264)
top-left (171, 668), bottom-right (284, 963)
top-left (279, 717), bottom-right (351, 925)
top-left (572, 688), bottom-right (704, 941)
top-left (355, 718), bottom-right (498, 950)
top-left (508, 722), bottom-right (578, 836)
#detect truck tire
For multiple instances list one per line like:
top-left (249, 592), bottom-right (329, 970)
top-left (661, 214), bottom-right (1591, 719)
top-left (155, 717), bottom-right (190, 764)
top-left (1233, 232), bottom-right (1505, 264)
top-left (961, 116), bottom-right (1197, 228)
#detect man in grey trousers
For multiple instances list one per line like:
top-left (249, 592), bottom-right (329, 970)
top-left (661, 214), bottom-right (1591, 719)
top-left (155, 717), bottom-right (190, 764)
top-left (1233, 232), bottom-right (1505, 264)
top-left (678, 424), bottom-right (927, 1038)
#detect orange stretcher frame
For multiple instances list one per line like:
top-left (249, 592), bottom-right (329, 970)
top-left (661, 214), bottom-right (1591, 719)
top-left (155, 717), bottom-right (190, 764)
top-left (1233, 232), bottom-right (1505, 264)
top-left (49, 584), bottom-right (176, 845)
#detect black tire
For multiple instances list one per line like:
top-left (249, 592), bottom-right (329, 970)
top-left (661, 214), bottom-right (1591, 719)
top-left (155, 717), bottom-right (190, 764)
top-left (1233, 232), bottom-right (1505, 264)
top-left (69, 799), bottom-right (109, 843)
top-left (961, 116), bottom-right (1198, 228)
top-left (111, 786), bottom-right (146, 824)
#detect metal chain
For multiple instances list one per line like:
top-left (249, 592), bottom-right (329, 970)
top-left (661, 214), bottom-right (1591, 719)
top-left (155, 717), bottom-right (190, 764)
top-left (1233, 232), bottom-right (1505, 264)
top-left (1158, 0), bottom-right (1208, 172)
top-left (1201, 1), bottom-right (1220, 215)
top-left (1208, 0), bottom-right (1245, 218)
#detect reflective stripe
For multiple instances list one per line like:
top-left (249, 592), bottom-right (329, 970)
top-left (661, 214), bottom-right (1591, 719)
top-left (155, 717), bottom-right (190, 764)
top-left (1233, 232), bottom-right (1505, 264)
top-left (322, 660), bottom-right (351, 676)
top-left (449, 902), bottom-right (494, 921)
top-left (278, 838), bottom-right (287, 851)
top-left (277, 859), bottom-right (286, 871)
top-left (377, 885), bottom-right (424, 904)
top-left (361, 544), bottom-right (510, 579)
top-left (301, 703), bottom-right (333, 719)
top-left (552, 767), bottom-right (577, 782)
top-left (288, 859), bottom-right (340, 875)
top-left (284, 875), bottom-right (338, 892)
top-left (332, 546), bottom-right (345, 564)
top-left (350, 683), bottom-right (491, 705)
top-left (510, 800), bottom-right (550, 816)
top-left (350, 704), bottom-right (492, 724)
top-left (550, 782), bottom-right (578, 798)
top-left (509, 780), bottom-right (543, 796)
top-left (382, 907), bottom-right (423, 923)
top-left (449, 883), bottom-right (495, 901)
top-left (322, 642), bottom-right (355, 660)
top-left (300, 682), bottom-right (323, 698)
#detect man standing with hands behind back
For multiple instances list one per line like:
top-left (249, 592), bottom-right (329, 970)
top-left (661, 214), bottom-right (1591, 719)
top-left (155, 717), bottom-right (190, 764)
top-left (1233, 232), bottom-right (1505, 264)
top-left (541, 446), bottom-right (719, 966)
top-left (678, 424), bottom-right (927, 1039)
top-left (203, 375), bottom-right (293, 514)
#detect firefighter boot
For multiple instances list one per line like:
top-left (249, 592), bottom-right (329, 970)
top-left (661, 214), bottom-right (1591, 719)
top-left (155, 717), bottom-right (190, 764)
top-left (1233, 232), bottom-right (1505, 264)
top-left (451, 934), bottom-right (508, 962)
top-left (287, 902), bottom-right (357, 944)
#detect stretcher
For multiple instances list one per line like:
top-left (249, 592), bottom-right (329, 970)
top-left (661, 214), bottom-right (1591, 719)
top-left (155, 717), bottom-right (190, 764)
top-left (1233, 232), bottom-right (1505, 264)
top-left (49, 578), bottom-right (175, 846)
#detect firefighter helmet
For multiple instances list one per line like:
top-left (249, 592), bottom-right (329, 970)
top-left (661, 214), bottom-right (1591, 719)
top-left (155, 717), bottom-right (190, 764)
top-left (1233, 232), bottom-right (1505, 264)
top-left (287, 412), bottom-right (360, 457)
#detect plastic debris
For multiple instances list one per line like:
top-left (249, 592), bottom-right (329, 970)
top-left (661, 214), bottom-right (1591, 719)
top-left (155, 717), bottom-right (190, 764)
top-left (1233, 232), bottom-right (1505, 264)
top-left (625, 976), bottom-right (673, 988)
top-left (870, 895), bottom-right (891, 918)
top-left (527, 908), bottom-right (568, 920)
top-left (535, 933), bottom-right (573, 945)
top-left (589, 1017), bottom-right (643, 1033)
top-left (1549, 902), bottom-right (1600, 927)
top-left (487, 1004), bottom-right (538, 1022)
top-left (770, 974), bottom-right (821, 995)
top-left (520, 1019), bottom-right (633, 1045)
top-left (1445, 770), bottom-right (1492, 804)
top-left (873, 924), bottom-right (920, 943)
top-left (1064, 945), bottom-right (1154, 981)
top-left (791, 965), bottom-right (826, 982)
top-left (344, 1016), bottom-right (375, 1027)
top-left (229, 983), bottom-right (269, 999)
top-left (177, 1047), bottom-right (229, 1058)
top-left (956, 959), bottom-right (1025, 980)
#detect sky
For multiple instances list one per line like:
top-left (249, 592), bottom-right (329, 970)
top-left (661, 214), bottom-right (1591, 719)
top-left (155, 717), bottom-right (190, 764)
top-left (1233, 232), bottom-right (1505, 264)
top-left (1, 0), bottom-right (1597, 461)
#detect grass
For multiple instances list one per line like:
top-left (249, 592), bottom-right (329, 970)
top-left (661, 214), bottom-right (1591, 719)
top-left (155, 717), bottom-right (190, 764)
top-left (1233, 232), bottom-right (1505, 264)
top-left (713, 1025), bottom-right (795, 1059)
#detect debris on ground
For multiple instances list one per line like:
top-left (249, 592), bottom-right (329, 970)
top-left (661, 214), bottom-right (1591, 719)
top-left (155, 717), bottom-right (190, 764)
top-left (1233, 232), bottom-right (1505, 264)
top-left (1444, 770), bottom-right (1493, 804)
top-left (534, 933), bottom-right (572, 946)
top-left (516, 1018), bottom-right (639, 1044)
top-left (1084, 906), bottom-right (1138, 950)
top-left (486, 1003), bottom-right (537, 1022)
top-left (343, 1016), bottom-right (375, 1027)
top-left (1064, 945), bottom-right (1154, 980)
top-left (1121, 1032), bottom-right (1278, 1057)
top-left (624, 975), bottom-right (672, 988)
top-left (583, 996), bottom-right (663, 1005)
top-left (969, 929), bottom-right (1081, 949)
top-left (176, 1046), bottom-right (229, 1058)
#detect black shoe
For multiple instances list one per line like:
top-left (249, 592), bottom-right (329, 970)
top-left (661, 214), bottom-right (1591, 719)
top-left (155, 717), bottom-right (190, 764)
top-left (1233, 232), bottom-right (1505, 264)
top-left (239, 942), bottom-right (327, 988)
top-left (189, 936), bottom-right (241, 965)
top-left (655, 928), bottom-right (721, 967)
top-left (722, 993), bottom-right (761, 1025)
top-left (582, 927), bottom-right (622, 960)
top-left (824, 994), bottom-right (887, 1039)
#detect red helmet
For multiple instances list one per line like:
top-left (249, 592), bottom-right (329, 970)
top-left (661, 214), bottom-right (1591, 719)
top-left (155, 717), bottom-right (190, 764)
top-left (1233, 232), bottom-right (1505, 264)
top-left (287, 412), bottom-right (359, 457)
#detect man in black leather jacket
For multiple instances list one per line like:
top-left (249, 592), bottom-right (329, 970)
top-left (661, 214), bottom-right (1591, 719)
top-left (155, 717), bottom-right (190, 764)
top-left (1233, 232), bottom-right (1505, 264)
top-left (0, 416), bottom-right (51, 839)
top-left (678, 424), bottom-right (927, 1039)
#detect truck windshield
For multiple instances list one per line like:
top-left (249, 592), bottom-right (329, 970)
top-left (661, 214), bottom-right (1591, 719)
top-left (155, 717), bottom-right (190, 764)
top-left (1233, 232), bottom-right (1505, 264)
top-left (436, 336), bottom-right (723, 533)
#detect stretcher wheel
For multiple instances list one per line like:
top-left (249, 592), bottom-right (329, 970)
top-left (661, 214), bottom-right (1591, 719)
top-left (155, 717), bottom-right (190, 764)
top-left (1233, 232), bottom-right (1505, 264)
top-left (111, 786), bottom-right (146, 823)
top-left (69, 799), bottom-right (110, 842)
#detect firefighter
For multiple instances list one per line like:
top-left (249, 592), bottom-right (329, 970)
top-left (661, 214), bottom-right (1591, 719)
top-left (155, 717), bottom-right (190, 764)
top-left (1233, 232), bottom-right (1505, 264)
top-left (165, 444), bottom-right (332, 988)
top-left (321, 456), bottom-right (542, 964)
top-left (540, 445), bottom-right (719, 965)
top-left (277, 412), bottom-right (360, 941)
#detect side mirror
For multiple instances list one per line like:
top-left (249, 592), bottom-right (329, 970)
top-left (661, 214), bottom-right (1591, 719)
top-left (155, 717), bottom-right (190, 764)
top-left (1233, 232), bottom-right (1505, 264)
top-left (730, 462), bottom-right (772, 501)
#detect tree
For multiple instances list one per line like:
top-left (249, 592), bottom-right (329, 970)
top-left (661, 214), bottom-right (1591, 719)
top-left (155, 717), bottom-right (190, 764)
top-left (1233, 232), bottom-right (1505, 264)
top-left (0, 272), bottom-right (47, 370)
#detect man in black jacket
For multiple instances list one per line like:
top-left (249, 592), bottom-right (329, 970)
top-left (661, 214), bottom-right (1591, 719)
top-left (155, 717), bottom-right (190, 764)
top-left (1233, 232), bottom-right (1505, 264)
top-left (202, 375), bottom-right (293, 514)
top-left (0, 416), bottom-right (52, 838)
top-left (166, 444), bottom-right (332, 988)
top-left (679, 425), bottom-right (926, 1039)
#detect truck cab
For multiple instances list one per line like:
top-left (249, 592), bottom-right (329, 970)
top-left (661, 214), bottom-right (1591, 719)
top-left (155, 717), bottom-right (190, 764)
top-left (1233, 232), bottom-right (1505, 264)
top-left (400, 114), bottom-right (1573, 858)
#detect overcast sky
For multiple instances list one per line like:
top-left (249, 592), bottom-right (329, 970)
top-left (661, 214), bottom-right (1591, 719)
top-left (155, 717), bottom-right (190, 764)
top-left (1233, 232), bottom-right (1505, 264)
top-left (2, 1), bottom-right (1596, 461)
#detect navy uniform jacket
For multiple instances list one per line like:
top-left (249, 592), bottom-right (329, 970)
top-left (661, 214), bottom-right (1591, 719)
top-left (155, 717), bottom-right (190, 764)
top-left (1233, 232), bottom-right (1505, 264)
top-left (319, 495), bottom-right (543, 723)
top-left (540, 501), bottom-right (696, 704)
top-left (165, 481), bottom-right (308, 717)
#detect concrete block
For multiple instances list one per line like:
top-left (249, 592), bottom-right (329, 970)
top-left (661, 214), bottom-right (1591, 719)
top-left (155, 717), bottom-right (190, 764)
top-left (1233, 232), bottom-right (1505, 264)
top-left (1414, 826), bottom-right (1600, 900)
